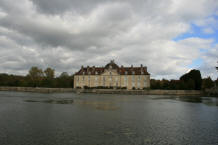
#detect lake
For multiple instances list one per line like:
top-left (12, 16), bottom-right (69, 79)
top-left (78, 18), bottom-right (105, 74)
top-left (0, 91), bottom-right (218, 145)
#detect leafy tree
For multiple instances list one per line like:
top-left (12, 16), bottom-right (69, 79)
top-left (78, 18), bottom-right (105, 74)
top-left (0, 67), bottom-right (75, 88)
top-left (44, 67), bottom-right (55, 79)
top-left (202, 77), bottom-right (214, 90)
top-left (59, 72), bottom-right (69, 78)
top-left (161, 79), bottom-right (170, 89)
top-left (27, 66), bottom-right (44, 87)
top-left (150, 79), bottom-right (161, 89)
top-left (42, 67), bottom-right (55, 87)
top-left (180, 69), bottom-right (202, 90)
top-left (186, 79), bottom-right (195, 90)
top-left (215, 79), bottom-right (218, 87)
top-left (55, 72), bottom-right (74, 88)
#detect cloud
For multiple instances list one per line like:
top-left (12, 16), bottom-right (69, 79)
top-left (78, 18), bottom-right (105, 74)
top-left (203, 27), bottom-right (214, 34)
top-left (0, 0), bottom-right (217, 79)
top-left (200, 44), bottom-right (218, 79)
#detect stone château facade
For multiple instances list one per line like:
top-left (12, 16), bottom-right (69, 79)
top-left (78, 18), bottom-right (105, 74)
top-left (74, 60), bottom-right (150, 90)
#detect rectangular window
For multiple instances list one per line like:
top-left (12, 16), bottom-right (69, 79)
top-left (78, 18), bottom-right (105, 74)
top-left (144, 76), bottom-right (146, 87)
top-left (137, 81), bottom-right (140, 88)
top-left (109, 76), bottom-right (112, 81)
top-left (138, 76), bottom-right (140, 81)
top-left (132, 76), bottom-right (135, 82)
top-left (132, 82), bottom-right (135, 87)
top-left (103, 76), bottom-right (105, 86)
top-left (124, 76), bottom-right (128, 86)
top-left (95, 76), bottom-right (98, 86)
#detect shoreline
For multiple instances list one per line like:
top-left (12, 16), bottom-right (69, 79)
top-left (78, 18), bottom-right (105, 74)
top-left (0, 86), bottom-right (204, 96)
top-left (0, 87), bottom-right (75, 93)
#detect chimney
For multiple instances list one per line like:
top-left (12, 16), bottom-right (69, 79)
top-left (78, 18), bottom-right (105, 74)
top-left (87, 66), bottom-right (89, 72)
top-left (140, 65), bottom-right (143, 74)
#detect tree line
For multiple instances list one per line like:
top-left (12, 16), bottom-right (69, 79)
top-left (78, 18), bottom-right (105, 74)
top-left (151, 69), bottom-right (217, 90)
top-left (0, 67), bottom-right (74, 88)
top-left (0, 67), bottom-right (217, 90)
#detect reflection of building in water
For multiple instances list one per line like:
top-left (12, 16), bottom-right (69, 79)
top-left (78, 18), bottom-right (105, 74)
top-left (74, 60), bottom-right (150, 90)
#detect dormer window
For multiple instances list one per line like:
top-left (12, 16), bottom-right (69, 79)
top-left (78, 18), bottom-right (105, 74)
top-left (125, 71), bottom-right (128, 75)
top-left (109, 65), bottom-right (112, 69)
top-left (88, 71), bottom-right (91, 75)
top-left (141, 71), bottom-right (144, 75)
top-left (83, 72), bottom-right (85, 75)
top-left (95, 71), bottom-right (98, 75)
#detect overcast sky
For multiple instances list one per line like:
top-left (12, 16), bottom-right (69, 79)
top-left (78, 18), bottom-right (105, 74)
top-left (0, 0), bottom-right (217, 79)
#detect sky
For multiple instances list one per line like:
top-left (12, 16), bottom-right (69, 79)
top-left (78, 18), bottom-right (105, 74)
top-left (0, 0), bottom-right (217, 79)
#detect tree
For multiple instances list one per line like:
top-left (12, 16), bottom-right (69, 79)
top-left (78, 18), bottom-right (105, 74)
top-left (150, 79), bottom-right (161, 89)
top-left (55, 72), bottom-right (73, 88)
top-left (186, 79), bottom-right (195, 90)
top-left (180, 69), bottom-right (202, 90)
top-left (216, 61), bottom-right (218, 71)
top-left (59, 72), bottom-right (69, 78)
top-left (27, 67), bottom-right (44, 87)
top-left (202, 77), bottom-right (214, 90)
top-left (42, 67), bottom-right (55, 87)
top-left (44, 67), bottom-right (55, 79)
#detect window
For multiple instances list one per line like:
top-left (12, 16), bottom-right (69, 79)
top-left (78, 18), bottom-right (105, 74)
top-left (109, 76), bottom-right (112, 81)
top-left (124, 76), bottom-right (128, 86)
top-left (137, 81), bottom-right (140, 88)
top-left (132, 71), bottom-right (135, 75)
top-left (125, 71), bottom-right (128, 75)
top-left (138, 76), bottom-right (141, 81)
top-left (144, 76), bottom-right (147, 87)
top-left (132, 82), bottom-right (135, 87)
top-left (83, 72), bottom-right (85, 75)
top-left (132, 76), bottom-right (135, 82)
top-left (95, 76), bottom-right (98, 86)
top-left (103, 76), bottom-right (105, 86)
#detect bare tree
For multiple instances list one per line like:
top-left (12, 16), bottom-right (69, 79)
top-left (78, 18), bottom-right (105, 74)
top-left (216, 62), bottom-right (218, 71)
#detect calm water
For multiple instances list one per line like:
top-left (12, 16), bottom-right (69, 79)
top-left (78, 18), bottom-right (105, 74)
top-left (0, 91), bottom-right (218, 145)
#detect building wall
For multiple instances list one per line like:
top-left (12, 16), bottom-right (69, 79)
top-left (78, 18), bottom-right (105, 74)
top-left (74, 74), bottom-right (150, 90)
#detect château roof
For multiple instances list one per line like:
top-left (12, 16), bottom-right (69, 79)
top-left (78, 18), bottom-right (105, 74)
top-left (105, 60), bottom-right (119, 69)
top-left (75, 60), bottom-right (150, 75)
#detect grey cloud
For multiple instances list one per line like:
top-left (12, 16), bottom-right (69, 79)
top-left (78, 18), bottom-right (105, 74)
top-left (0, 0), bottom-right (217, 79)
top-left (0, 1), bottom-right (134, 51)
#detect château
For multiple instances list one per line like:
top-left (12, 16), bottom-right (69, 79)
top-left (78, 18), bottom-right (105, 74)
top-left (74, 60), bottom-right (150, 90)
